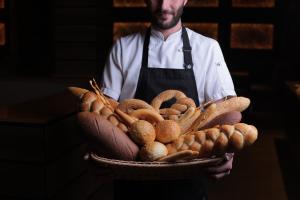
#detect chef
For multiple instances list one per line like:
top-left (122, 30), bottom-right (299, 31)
top-left (101, 0), bottom-right (235, 199)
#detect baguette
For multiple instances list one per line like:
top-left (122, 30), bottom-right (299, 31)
top-left (188, 97), bottom-right (250, 132)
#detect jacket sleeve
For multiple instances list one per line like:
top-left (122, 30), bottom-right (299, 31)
top-left (204, 40), bottom-right (236, 102)
top-left (101, 39), bottom-right (124, 101)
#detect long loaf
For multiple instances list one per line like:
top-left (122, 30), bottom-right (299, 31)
top-left (188, 97), bottom-right (250, 132)
top-left (166, 123), bottom-right (258, 158)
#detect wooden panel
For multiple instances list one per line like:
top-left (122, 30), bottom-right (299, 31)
top-left (54, 61), bottom-right (98, 77)
top-left (187, 0), bottom-right (219, 7)
top-left (0, 0), bottom-right (4, 9)
top-left (55, 25), bottom-right (96, 42)
top-left (231, 23), bottom-right (274, 49)
top-left (114, 0), bottom-right (145, 7)
top-left (232, 0), bottom-right (275, 8)
top-left (113, 22), bottom-right (218, 41)
top-left (54, 7), bottom-right (96, 25)
top-left (184, 23), bottom-right (218, 39)
top-left (0, 23), bottom-right (5, 46)
top-left (54, 0), bottom-right (96, 7)
top-left (55, 44), bottom-right (97, 60)
top-left (0, 125), bottom-right (45, 162)
top-left (113, 0), bottom-right (218, 7)
top-left (113, 22), bottom-right (149, 41)
top-left (0, 162), bottom-right (45, 199)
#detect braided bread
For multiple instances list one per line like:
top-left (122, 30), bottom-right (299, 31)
top-left (166, 123), bottom-right (258, 159)
top-left (79, 91), bottom-right (128, 133)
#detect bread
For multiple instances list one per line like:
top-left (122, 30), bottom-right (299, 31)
top-left (151, 90), bottom-right (187, 111)
top-left (155, 120), bottom-right (181, 143)
top-left (79, 91), bottom-right (128, 133)
top-left (77, 112), bottom-right (139, 161)
top-left (76, 84), bottom-right (257, 163)
top-left (139, 141), bottom-right (168, 161)
top-left (130, 120), bottom-right (156, 145)
top-left (117, 99), bottom-right (155, 114)
top-left (188, 97), bottom-right (250, 132)
top-left (166, 123), bottom-right (258, 158)
top-left (201, 111), bottom-right (242, 130)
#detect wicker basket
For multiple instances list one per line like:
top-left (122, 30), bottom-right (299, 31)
top-left (88, 153), bottom-right (224, 180)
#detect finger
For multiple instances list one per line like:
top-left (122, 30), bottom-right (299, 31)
top-left (209, 170), bottom-right (231, 180)
top-left (205, 158), bottom-right (233, 174)
top-left (224, 152), bottom-right (234, 161)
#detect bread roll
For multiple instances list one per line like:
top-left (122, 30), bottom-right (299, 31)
top-left (139, 141), bottom-right (168, 161)
top-left (129, 120), bottom-right (156, 145)
top-left (155, 120), bottom-right (181, 143)
top-left (77, 112), bottom-right (139, 161)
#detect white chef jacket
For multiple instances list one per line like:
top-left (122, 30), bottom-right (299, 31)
top-left (101, 27), bottom-right (236, 104)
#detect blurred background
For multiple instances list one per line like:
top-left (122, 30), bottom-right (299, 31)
top-left (0, 0), bottom-right (299, 199)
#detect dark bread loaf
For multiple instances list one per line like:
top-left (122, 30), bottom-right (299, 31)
top-left (77, 112), bottom-right (139, 161)
top-left (201, 111), bottom-right (242, 130)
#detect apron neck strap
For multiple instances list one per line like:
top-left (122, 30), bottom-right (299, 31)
top-left (141, 27), bottom-right (151, 69)
top-left (142, 26), bottom-right (194, 70)
top-left (182, 27), bottom-right (194, 69)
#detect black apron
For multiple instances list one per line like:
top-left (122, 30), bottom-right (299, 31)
top-left (114, 27), bottom-right (207, 200)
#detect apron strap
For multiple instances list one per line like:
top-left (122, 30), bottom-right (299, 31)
top-left (141, 28), bottom-right (151, 68)
top-left (182, 27), bottom-right (194, 70)
top-left (142, 27), bottom-right (194, 70)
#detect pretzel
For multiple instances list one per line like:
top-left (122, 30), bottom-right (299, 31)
top-left (117, 99), bottom-right (155, 114)
top-left (151, 90), bottom-right (186, 111)
top-left (162, 97), bottom-right (197, 120)
top-left (172, 97), bottom-right (196, 111)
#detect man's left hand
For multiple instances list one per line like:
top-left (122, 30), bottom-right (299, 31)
top-left (204, 153), bottom-right (234, 180)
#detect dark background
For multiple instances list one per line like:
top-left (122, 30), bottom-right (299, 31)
top-left (0, 0), bottom-right (300, 199)
top-left (0, 0), bottom-right (299, 112)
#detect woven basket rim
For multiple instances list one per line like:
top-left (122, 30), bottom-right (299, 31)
top-left (89, 152), bottom-right (223, 168)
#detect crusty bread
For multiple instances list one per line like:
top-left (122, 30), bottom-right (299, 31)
top-left (166, 123), bottom-right (258, 158)
top-left (201, 111), bottom-right (242, 130)
top-left (77, 112), bottom-right (139, 161)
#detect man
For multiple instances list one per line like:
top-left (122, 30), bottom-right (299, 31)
top-left (101, 0), bottom-right (235, 199)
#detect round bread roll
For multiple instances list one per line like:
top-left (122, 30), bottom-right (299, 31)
top-left (129, 120), bottom-right (156, 145)
top-left (77, 112), bottom-right (139, 161)
top-left (155, 120), bottom-right (181, 143)
top-left (139, 141), bottom-right (168, 161)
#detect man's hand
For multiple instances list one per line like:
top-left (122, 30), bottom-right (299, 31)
top-left (204, 153), bottom-right (234, 180)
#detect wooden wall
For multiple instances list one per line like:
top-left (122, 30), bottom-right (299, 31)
top-left (0, 0), bottom-right (299, 113)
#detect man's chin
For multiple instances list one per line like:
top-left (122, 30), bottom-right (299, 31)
top-left (155, 20), bottom-right (176, 30)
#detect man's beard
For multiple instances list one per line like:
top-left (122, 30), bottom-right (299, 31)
top-left (151, 5), bottom-right (184, 30)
